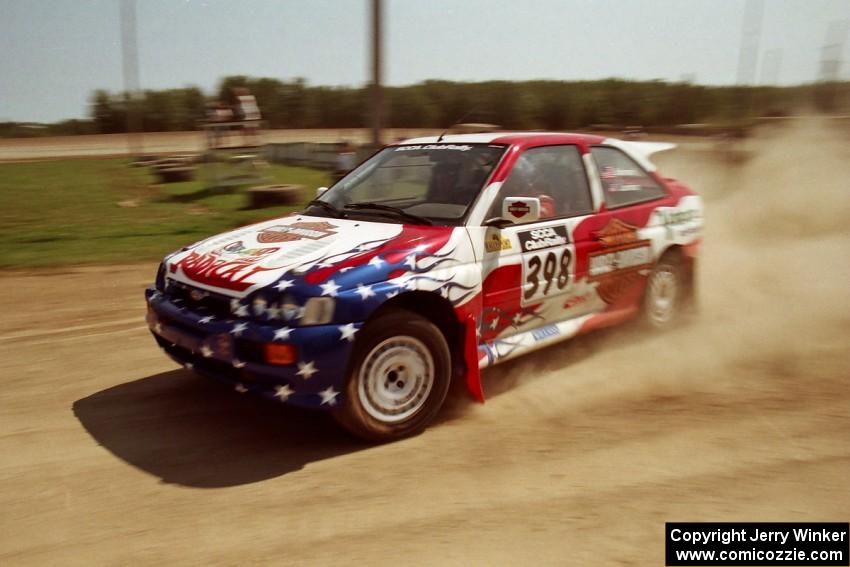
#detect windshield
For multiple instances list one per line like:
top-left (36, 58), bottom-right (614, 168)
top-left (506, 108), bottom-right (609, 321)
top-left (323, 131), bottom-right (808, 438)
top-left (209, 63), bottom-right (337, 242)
top-left (305, 143), bottom-right (506, 225)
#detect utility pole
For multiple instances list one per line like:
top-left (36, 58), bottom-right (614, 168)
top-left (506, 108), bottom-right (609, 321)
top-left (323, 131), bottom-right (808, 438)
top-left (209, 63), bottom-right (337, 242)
top-left (760, 49), bottom-right (782, 86)
top-left (818, 20), bottom-right (848, 82)
top-left (120, 0), bottom-right (143, 157)
top-left (370, 0), bottom-right (383, 148)
top-left (815, 20), bottom-right (848, 112)
top-left (736, 0), bottom-right (764, 86)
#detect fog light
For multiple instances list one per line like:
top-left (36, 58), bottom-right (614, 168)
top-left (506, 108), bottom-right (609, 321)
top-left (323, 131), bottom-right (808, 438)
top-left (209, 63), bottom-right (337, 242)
top-left (265, 343), bottom-right (298, 365)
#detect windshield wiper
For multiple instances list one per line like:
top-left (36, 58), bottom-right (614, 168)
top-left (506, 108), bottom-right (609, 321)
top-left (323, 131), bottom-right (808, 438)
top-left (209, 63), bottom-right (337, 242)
top-left (343, 203), bottom-right (433, 225)
top-left (304, 199), bottom-right (345, 218)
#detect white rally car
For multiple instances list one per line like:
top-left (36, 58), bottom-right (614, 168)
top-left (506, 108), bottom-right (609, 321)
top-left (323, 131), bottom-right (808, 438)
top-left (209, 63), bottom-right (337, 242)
top-left (146, 132), bottom-right (703, 441)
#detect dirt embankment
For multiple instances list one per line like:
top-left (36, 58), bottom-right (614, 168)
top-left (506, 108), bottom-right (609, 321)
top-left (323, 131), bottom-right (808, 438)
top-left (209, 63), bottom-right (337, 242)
top-left (0, 117), bottom-right (847, 565)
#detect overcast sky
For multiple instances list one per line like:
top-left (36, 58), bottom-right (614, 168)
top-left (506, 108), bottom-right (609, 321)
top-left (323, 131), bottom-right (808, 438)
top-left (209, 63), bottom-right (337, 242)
top-left (1, 0), bottom-right (848, 122)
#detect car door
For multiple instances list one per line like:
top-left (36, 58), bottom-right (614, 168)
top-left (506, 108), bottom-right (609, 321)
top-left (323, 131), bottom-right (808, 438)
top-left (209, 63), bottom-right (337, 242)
top-left (576, 145), bottom-right (672, 311)
top-left (474, 144), bottom-right (598, 341)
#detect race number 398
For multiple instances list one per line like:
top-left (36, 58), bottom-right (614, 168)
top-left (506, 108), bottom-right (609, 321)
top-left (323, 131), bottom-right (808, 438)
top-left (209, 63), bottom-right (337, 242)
top-left (518, 225), bottom-right (572, 304)
top-left (523, 248), bottom-right (572, 303)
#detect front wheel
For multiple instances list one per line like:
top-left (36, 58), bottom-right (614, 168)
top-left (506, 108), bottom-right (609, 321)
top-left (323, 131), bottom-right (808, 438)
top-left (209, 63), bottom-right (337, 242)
top-left (332, 310), bottom-right (452, 442)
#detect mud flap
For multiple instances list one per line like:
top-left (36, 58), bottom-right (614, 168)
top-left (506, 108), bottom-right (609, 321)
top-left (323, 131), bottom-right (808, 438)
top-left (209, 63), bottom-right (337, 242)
top-left (463, 315), bottom-right (485, 403)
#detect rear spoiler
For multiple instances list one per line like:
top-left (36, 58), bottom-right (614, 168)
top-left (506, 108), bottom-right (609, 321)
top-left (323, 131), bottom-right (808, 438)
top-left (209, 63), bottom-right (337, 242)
top-left (622, 141), bottom-right (677, 158)
top-left (602, 139), bottom-right (677, 171)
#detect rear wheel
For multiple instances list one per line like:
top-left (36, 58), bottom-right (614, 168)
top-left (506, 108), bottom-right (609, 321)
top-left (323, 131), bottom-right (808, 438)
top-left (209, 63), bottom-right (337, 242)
top-left (332, 310), bottom-right (451, 442)
top-left (643, 254), bottom-right (683, 330)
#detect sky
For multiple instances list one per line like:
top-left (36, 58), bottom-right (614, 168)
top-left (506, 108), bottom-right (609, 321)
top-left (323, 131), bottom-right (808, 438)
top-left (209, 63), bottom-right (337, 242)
top-left (1, 0), bottom-right (848, 123)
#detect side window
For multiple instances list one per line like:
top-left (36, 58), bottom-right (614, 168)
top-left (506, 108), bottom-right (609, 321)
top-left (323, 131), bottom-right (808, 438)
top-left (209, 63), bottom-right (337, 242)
top-left (590, 146), bottom-right (666, 208)
top-left (487, 145), bottom-right (592, 221)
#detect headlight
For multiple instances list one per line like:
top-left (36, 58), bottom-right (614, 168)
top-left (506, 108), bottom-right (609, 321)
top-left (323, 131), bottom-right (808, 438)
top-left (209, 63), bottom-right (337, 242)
top-left (281, 294), bottom-right (300, 321)
top-left (300, 297), bottom-right (335, 325)
top-left (252, 295), bottom-right (269, 317)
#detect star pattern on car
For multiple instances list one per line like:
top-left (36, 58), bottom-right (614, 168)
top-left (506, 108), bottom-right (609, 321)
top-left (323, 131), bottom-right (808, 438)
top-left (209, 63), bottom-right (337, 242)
top-left (319, 386), bottom-right (339, 406)
top-left (273, 327), bottom-right (293, 341)
top-left (338, 323), bottom-right (358, 342)
top-left (320, 279), bottom-right (340, 297)
top-left (296, 361), bottom-right (318, 379)
top-left (274, 384), bottom-right (294, 402)
top-left (355, 284), bottom-right (375, 300)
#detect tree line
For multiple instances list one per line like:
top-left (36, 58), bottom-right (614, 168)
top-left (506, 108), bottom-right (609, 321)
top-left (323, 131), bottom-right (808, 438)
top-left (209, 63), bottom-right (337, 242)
top-left (3, 77), bottom-right (848, 138)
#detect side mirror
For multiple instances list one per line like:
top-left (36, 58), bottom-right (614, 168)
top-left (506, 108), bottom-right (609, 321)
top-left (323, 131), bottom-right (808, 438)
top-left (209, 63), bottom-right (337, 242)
top-left (316, 186), bottom-right (329, 197)
top-left (502, 197), bottom-right (540, 224)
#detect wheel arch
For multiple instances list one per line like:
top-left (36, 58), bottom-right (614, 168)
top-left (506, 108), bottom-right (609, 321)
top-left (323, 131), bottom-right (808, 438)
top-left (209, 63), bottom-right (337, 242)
top-left (656, 244), bottom-right (695, 300)
top-left (368, 291), bottom-right (464, 365)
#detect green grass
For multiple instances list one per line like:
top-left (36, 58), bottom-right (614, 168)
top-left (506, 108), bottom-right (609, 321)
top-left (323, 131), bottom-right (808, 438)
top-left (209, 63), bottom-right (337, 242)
top-left (0, 158), bottom-right (330, 267)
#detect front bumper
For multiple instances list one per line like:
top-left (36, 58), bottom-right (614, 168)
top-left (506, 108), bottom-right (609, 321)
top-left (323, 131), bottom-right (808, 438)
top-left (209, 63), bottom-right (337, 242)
top-left (145, 288), bottom-right (360, 409)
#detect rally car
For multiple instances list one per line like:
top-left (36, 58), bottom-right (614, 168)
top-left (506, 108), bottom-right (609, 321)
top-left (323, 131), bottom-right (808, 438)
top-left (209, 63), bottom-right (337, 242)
top-left (146, 132), bottom-right (703, 441)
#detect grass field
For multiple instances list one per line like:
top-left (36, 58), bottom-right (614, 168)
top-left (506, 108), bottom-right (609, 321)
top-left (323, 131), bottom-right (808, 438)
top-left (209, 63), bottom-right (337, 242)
top-left (0, 158), bottom-right (330, 267)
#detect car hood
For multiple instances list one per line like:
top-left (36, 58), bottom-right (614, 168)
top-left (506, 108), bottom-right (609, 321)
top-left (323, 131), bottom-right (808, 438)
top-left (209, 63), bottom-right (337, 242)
top-left (164, 214), bottom-right (458, 298)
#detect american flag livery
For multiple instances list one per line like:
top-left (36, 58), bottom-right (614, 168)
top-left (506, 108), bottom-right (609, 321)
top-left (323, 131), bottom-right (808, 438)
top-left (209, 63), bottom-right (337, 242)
top-left (146, 132), bottom-right (702, 421)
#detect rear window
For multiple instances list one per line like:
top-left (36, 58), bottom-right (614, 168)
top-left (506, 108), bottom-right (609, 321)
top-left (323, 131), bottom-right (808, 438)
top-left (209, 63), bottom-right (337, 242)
top-left (591, 146), bottom-right (666, 208)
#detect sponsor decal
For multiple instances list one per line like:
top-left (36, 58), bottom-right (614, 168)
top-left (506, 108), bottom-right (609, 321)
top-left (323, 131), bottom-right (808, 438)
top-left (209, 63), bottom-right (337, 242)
top-left (485, 233), bottom-right (512, 253)
top-left (531, 324), bottom-right (560, 342)
top-left (394, 144), bottom-right (473, 152)
top-left (214, 240), bottom-right (280, 258)
top-left (171, 246), bottom-right (281, 292)
top-left (589, 218), bottom-right (653, 304)
top-left (518, 226), bottom-right (569, 252)
top-left (676, 225), bottom-right (701, 238)
top-left (594, 217), bottom-right (640, 247)
top-left (257, 221), bottom-right (338, 244)
top-left (589, 242), bottom-right (653, 280)
top-left (659, 208), bottom-right (701, 240)
top-left (660, 209), bottom-right (700, 226)
top-left (508, 201), bottom-right (531, 219)
top-left (563, 293), bottom-right (589, 310)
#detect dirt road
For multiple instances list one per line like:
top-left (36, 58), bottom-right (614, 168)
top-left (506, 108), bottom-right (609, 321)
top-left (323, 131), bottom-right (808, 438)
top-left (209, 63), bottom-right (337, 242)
top-left (1, 118), bottom-right (848, 565)
top-left (0, 128), bottom-right (714, 162)
top-left (0, 129), bottom-right (443, 162)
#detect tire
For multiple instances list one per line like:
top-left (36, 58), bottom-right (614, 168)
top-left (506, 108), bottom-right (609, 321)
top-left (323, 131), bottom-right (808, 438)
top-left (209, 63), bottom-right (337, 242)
top-left (642, 252), bottom-right (684, 330)
top-left (332, 310), bottom-right (452, 442)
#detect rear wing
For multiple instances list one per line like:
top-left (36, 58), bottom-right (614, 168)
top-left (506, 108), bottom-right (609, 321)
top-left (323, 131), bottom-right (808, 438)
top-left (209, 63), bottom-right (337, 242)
top-left (601, 139), bottom-right (677, 172)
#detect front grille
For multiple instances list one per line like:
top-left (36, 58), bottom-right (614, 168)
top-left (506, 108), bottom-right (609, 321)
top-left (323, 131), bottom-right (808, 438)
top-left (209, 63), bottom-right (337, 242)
top-left (156, 335), bottom-right (241, 380)
top-left (235, 340), bottom-right (265, 363)
top-left (153, 319), bottom-right (267, 365)
top-left (156, 335), bottom-right (292, 387)
top-left (165, 281), bottom-right (234, 319)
